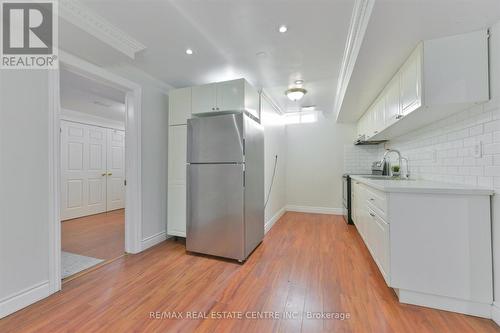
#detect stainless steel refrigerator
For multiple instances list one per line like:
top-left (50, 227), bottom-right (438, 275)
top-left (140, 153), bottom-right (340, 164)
top-left (186, 113), bottom-right (264, 262)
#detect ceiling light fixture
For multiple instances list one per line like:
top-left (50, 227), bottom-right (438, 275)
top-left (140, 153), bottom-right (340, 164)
top-left (279, 25), bottom-right (288, 33)
top-left (185, 48), bottom-right (193, 55)
top-left (294, 79), bottom-right (304, 85)
top-left (285, 87), bottom-right (307, 101)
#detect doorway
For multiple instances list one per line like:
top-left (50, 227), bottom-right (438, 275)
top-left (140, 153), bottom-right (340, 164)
top-left (48, 52), bottom-right (143, 292)
top-left (59, 67), bottom-right (127, 279)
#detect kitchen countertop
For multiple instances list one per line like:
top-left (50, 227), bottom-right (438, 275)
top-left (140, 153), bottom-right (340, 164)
top-left (350, 175), bottom-right (494, 196)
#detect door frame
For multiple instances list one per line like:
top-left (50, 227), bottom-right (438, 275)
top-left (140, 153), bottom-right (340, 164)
top-left (48, 51), bottom-right (143, 293)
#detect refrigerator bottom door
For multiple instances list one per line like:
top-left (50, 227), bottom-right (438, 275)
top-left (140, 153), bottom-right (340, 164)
top-left (187, 163), bottom-right (245, 260)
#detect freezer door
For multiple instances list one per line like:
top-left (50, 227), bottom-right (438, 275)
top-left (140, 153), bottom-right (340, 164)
top-left (187, 163), bottom-right (245, 260)
top-left (187, 113), bottom-right (244, 163)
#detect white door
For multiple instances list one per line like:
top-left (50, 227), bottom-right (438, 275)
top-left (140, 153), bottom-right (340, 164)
top-left (61, 121), bottom-right (107, 220)
top-left (106, 129), bottom-right (125, 211)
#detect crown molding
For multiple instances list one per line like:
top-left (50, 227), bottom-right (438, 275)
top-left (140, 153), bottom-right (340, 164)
top-left (333, 0), bottom-right (375, 121)
top-left (59, 0), bottom-right (147, 59)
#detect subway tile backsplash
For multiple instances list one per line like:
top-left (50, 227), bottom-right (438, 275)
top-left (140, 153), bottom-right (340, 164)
top-left (344, 144), bottom-right (383, 174)
top-left (386, 97), bottom-right (500, 188)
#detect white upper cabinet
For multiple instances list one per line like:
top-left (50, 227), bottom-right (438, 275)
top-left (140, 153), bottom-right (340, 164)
top-left (400, 44), bottom-right (422, 116)
top-left (191, 79), bottom-right (260, 119)
top-left (356, 29), bottom-right (489, 141)
top-left (169, 87), bottom-right (192, 125)
top-left (384, 75), bottom-right (401, 128)
top-left (192, 83), bottom-right (217, 114)
top-left (216, 79), bottom-right (245, 111)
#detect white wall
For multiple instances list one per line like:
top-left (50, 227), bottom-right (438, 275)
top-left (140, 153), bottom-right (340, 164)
top-left (261, 96), bottom-right (287, 230)
top-left (385, 21), bottom-right (500, 320)
top-left (286, 112), bottom-right (356, 212)
top-left (107, 65), bottom-right (171, 246)
top-left (0, 70), bottom-right (52, 317)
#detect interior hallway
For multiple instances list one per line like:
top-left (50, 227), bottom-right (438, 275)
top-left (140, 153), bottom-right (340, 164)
top-left (1, 212), bottom-right (497, 332)
top-left (62, 209), bottom-right (125, 263)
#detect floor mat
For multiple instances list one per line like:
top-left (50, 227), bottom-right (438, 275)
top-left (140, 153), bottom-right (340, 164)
top-left (61, 251), bottom-right (104, 279)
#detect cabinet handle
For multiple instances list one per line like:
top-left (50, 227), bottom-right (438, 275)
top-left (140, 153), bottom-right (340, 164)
top-left (107, 172), bottom-right (112, 176)
top-left (396, 114), bottom-right (404, 119)
top-left (212, 107), bottom-right (215, 111)
top-left (101, 173), bottom-right (106, 176)
top-left (216, 107), bottom-right (220, 110)
top-left (374, 131), bottom-right (378, 134)
top-left (369, 212), bottom-right (376, 217)
top-left (369, 198), bottom-right (375, 201)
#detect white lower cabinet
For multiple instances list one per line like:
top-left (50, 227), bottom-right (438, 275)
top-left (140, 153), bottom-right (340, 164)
top-left (351, 177), bottom-right (493, 318)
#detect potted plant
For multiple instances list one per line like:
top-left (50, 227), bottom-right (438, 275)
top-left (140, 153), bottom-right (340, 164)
top-left (392, 165), bottom-right (400, 177)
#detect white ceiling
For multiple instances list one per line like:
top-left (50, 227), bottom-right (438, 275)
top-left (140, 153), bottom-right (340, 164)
top-left (61, 0), bottom-right (355, 114)
top-left (60, 68), bottom-right (126, 121)
top-left (337, 0), bottom-right (500, 123)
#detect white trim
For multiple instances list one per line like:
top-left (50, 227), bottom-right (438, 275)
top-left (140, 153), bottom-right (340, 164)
top-left (286, 205), bottom-right (344, 215)
top-left (492, 302), bottom-right (500, 326)
top-left (260, 89), bottom-right (284, 115)
top-left (265, 207), bottom-right (286, 234)
top-left (47, 51), bottom-right (143, 308)
top-left (141, 231), bottom-right (170, 251)
top-left (60, 108), bottom-right (125, 131)
top-left (333, 0), bottom-right (375, 120)
top-left (48, 71), bottom-right (62, 294)
top-left (396, 289), bottom-right (492, 319)
top-left (0, 281), bottom-right (50, 318)
top-left (59, 0), bottom-right (146, 59)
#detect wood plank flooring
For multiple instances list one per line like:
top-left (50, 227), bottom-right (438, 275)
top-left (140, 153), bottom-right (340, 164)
top-left (61, 209), bottom-right (124, 261)
top-left (1, 212), bottom-right (498, 332)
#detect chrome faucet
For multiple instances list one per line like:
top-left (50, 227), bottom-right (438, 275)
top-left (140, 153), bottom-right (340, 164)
top-left (380, 149), bottom-right (410, 179)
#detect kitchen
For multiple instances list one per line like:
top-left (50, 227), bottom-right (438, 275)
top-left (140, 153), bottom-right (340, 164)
top-left (1, 0), bottom-right (500, 332)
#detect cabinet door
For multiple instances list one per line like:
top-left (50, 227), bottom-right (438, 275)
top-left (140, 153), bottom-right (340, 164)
top-left (384, 75), bottom-right (401, 127)
top-left (168, 125), bottom-right (187, 183)
top-left (168, 125), bottom-right (187, 237)
top-left (192, 83), bottom-right (217, 115)
top-left (169, 87), bottom-right (191, 125)
top-left (372, 212), bottom-right (390, 283)
top-left (372, 98), bottom-right (385, 136)
top-left (168, 184), bottom-right (186, 237)
top-left (216, 79), bottom-right (245, 112)
top-left (400, 44), bottom-right (422, 116)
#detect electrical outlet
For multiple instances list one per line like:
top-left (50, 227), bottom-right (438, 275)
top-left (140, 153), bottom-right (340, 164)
top-left (432, 150), bottom-right (438, 163)
top-left (474, 141), bottom-right (483, 158)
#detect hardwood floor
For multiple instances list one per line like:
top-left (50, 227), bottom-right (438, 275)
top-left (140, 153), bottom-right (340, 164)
top-left (62, 209), bottom-right (124, 262)
top-left (1, 212), bottom-right (498, 332)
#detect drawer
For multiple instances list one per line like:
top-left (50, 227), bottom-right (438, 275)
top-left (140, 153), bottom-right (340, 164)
top-left (366, 187), bottom-right (387, 220)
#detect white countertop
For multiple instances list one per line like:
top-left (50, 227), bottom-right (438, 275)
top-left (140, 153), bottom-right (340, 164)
top-left (350, 175), bottom-right (494, 196)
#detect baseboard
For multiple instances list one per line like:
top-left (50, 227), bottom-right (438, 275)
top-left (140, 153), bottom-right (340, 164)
top-left (286, 205), bottom-right (343, 215)
top-left (0, 281), bottom-right (51, 319)
top-left (265, 207), bottom-right (286, 234)
top-left (492, 302), bottom-right (500, 326)
top-left (141, 231), bottom-right (168, 251)
top-left (396, 289), bottom-right (492, 319)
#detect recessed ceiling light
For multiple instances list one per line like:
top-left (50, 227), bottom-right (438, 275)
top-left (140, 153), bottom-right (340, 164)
top-left (185, 48), bottom-right (193, 55)
top-left (285, 87), bottom-right (307, 102)
top-left (295, 80), bottom-right (304, 85)
top-left (278, 25), bottom-right (288, 33)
